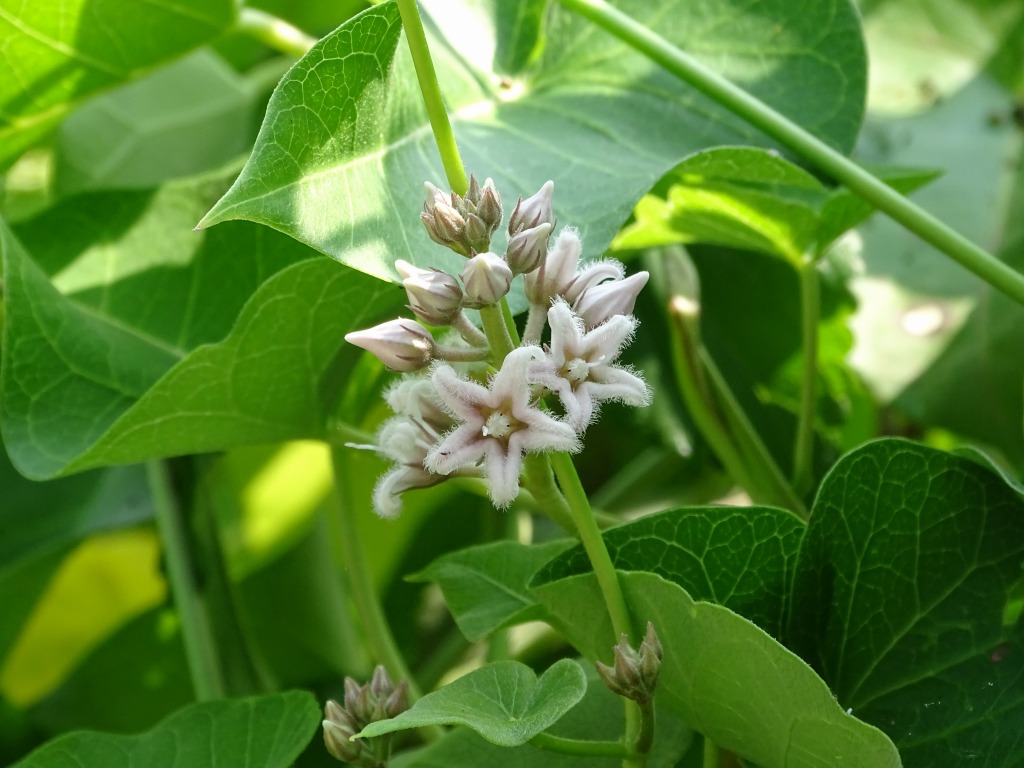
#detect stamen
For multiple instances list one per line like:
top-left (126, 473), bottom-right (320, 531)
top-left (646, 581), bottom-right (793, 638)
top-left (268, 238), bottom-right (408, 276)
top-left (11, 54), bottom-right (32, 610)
top-left (482, 410), bottom-right (514, 439)
top-left (566, 358), bottom-right (591, 383)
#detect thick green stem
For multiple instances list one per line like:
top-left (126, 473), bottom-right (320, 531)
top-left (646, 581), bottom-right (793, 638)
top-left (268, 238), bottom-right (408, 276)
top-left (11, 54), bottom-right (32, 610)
top-left (237, 8), bottom-right (316, 57)
top-left (557, 0), bottom-right (1024, 307)
top-left (635, 701), bottom-right (655, 755)
top-left (147, 461), bottom-right (225, 701)
top-left (530, 732), bottom-right (631, 758)
top-left (396, 0), bottom-right (468, 195)
top-left (703, 736), bottom-right (720, 768)
top-left (522, 453), bottom-right (580, 533)
top-left (480, 304), bottom-right (516, 361)
top-left (792, 257), bottom-right (820, 496)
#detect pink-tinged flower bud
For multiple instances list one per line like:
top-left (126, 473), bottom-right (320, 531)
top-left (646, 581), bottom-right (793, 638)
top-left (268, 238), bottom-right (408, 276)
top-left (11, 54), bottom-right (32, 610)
top-left (476, 178), bottom-right (503, 235)
top-left (463, 212), bottom-right (492, 253)
top-left (461, 251), bottom-right (513, 307)
top-left (345, 319), bottom-right (434, 372)
top-left (505, 221), bottom-right (551, 275)
top-left (395, 260), bottom-right (463, 326)
top-left (508, 180), bottom-right (555, 236)
top-left (574, 271), bottom-right (649, 327)
top-left (422, 181), bottom-right (448, 213)
top-left (525, 226), bottom-right (581, 304)
top-left (322, 719), bottom-right (360, 762)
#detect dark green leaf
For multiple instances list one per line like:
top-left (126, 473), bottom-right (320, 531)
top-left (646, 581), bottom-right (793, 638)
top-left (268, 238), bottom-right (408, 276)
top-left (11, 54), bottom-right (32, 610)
top-left (0, 0), bottom-right (236, 167)
top-left (12, 690), bottom-right (320, 768)
top-left (0, 170), bottom-right (403, 479)
top-left (200, 0), bottom-right (867, 283)
top-left (788, 438), bottom-right (1024, 765)
top-left (357, 659), bottom-right (587, 747)
top-left (411, 539), bottom-right (573, 641)
top-left (533, 506), bottom-right (805, 638)
top-left (533, 572), bottom-right (901, 767)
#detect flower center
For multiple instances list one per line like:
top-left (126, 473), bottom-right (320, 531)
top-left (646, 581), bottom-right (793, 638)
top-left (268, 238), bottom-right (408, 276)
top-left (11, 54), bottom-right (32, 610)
top-left (482, 409), bottom-right (515, 439)
top-left (565, 357), bottom-right (591, 384)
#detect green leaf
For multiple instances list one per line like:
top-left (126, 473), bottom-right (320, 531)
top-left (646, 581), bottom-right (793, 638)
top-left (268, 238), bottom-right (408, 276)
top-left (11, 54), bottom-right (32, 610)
top-left (788, 438), bottom-right (1024, 765)
top-left (0, 170), bottom-right (403, 480)
top-left (357, 659), bottom-right (587, 747)
top-left (533, 506), bottom-right (805, 638)
top-left (12, 690), bottom-right (320, 768)
top-left (392, 666), bottom-right (692, 768)
top-left (53, 50), bottom-right (259, 196)
top-left (614, 147), bottom-right (938, 263)
top-left (0, 0), bottom-right (237, 167)
top-left (533, 572), bottom-right (901, 768)
top-left (411, 539), bottom-right (574, 641)
top-left (199, 0), bottom-right (867, 282)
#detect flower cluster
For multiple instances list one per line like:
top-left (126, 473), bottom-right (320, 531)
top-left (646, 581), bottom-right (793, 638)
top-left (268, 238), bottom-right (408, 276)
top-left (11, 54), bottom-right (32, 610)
top-left (345, 177), bottom-right (651, 518)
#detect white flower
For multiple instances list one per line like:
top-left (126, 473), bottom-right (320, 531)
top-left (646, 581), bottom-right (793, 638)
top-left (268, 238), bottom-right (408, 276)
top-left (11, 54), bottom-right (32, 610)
top-left (371, 416), bottom-right (448, 519)
top-left (531, 300), bottom-right (650, 430)
top-left (425, 347), bottom-right (580, 507)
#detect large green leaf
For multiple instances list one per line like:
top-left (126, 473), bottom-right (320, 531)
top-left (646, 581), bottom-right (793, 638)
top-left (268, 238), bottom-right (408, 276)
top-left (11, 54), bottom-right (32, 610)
top-left (357, 659), bottom-right (587, 747)
top-left (0, 169), bottom-right (403, 479)
top-left (199, 0), bottom-right (867, 282)
top-left (391, 667), bottom-right (692, 768)
top-left (788, 438), bottom-right (1024, 765)
top-left (12, 690), bottom-right (320, 768)
top-left (0, 0), bottom-right (236, 167)
top-left (410, 539), bottom-right (573, 641)
top-left (533, 572), bottom-right (901, 768)
top-left (534, 506), bottom-right (805, 638)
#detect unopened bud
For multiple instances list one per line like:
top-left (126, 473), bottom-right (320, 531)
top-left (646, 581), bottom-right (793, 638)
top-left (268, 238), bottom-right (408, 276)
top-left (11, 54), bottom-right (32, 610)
top-left (396, 259), bottom-right (463, 326)
top-left (525, 226), bottom-right (581, 304)
top-left (369, 665), bottom-right (395, 700)
top-left (639, 622), bottom-right (663, 691)
top-left (464, 174), bottom-right (483, 206)
top-left (508, 180), bottom-right (555, 236)
top-left (595, 624), bottom-right (662, 706)
top-left (476, 178), bottom-right (503, 235)
top-left (505, 222), bottom-right (551, 275)
top-left (345, 319), bottom-right (434, 372)
top-left (385, 681), bottom-right (410, 719)
top-left (463, 213), bottom-right (492, 253)
top-left (574, 271), bottom-right (649, 327)
top-left (421, 182), bottom-right (469, 254)
top-left (322, 718), bottom-right (361, 762)
top-left (461, 251), bottom-right (513, 307)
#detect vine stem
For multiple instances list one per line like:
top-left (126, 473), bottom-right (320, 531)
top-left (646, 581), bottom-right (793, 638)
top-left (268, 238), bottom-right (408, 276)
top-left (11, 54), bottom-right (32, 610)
top-left (530, 732), bottom-right (631, 758)
top-left (147, 461), bottom-right (225, 701)
top-left (556, 0), bottom-right (1024, 307)
top-left (237, 8), bottom-right (317, 57)
top-left (792, 257), bottom-right (820, 496)
top-left (396, 0), bottom-right (468, 195)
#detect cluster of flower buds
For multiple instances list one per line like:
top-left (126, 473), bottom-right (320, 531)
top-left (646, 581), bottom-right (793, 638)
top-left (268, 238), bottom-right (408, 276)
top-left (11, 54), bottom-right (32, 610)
top-left (344, 176), bottom-right (651, 518)
top-left (595, 622), bottom-right (663, 706)
top-left (323, 666), bottom-right (409, 766)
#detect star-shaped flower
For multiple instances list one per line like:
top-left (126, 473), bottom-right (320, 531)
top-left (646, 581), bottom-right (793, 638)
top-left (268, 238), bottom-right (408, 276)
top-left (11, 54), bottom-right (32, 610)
top-left (425, 346), bottom-right (580, 507)
top-left (531, 300), bottom-right (650, 430)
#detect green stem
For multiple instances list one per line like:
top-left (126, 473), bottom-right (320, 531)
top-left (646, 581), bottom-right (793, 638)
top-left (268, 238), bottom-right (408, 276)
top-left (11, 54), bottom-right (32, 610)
top-left (792, 257), bottom-right (820, 496)
top-left (549, 451), bottom-right (645, 768)
top-left (635, 701), bottom-right (655, 755)
top-left (557, 0), bottom-right (1024, 307)
top-left (666, 298), bottom-right (759, 496)
top-left (328, 448), bottom-right (425, 703)
top-left (147, 461), bottom-right (225, 701)
top-left (237, 8), bottom-right (317, 57)
top-left (396, 0), bottom-right (468, 195)
top-left (530, 732), bottom-right (630, 758)
top-left (480, 304), bottom-right (516, 361)
top-left (700, 348), bottom-right (808, 519)
top-left (703, 735), bottom-right (720, 768)
top-left (522, 453), bottom-right (580, 533)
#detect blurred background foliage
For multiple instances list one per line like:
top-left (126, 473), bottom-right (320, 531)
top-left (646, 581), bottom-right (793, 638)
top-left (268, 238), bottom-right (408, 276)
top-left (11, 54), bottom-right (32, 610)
top-left (0, 0), bottom-right (1022, 764)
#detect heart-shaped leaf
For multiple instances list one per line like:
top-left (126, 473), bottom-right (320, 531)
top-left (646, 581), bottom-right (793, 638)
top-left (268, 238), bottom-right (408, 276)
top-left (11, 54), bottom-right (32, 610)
top-left (788, 438), bottom-right (1024, 766)
top-left (11, 690), bottom-right (320, 768)
top-left (357, 659), bottom-right (587, 747)
top-left (0, 0), bottom-right (236, 167)
top-left (199, 0), bottom-right (867, 283)
top-left (533, 572), bottom-right (901, 767)
top-left (534, 505), bottom-right (805, 638)
top-left (411, 539), bottom-right (573, 641)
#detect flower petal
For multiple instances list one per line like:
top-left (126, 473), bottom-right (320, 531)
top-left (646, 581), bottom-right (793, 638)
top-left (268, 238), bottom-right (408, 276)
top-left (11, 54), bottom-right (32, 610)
top-left (484, 439), bottom-right (522, 508)
top-left (425, 423), bottom-right (488, 475)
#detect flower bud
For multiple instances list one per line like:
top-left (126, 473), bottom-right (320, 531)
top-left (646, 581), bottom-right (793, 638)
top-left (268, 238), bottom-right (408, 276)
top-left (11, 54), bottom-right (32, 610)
top-left (463, 212), bottom-right (492, 253)
top-left (595, 625), bottom-right (662, 706)
top-left (461, 251), bottom-right (513, 307)
top-left (574, 271), bottom-right (649, 327)
top-left (476, 178), bottom-right (503, 236)
top-left (564, 259), bottom-right (624, 305)
top-left (524, 226), bottom-right (581, 304)
top-left (385, 681), bottom-right (410, 719)
top-left (322, 718), bottom-right (361, 762)
top-left (395, 260), bottom-right (463, 326)
top-left (464, 174), bottom-right (483, 206)
top-left (508, 180), bottom-right (555, 236)
top-left (345, 319), bottom-right (434, 372)
top-left (639, 622), bottom-right (663, 691)
top-left (505, 222), bottom-right (551, 275)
